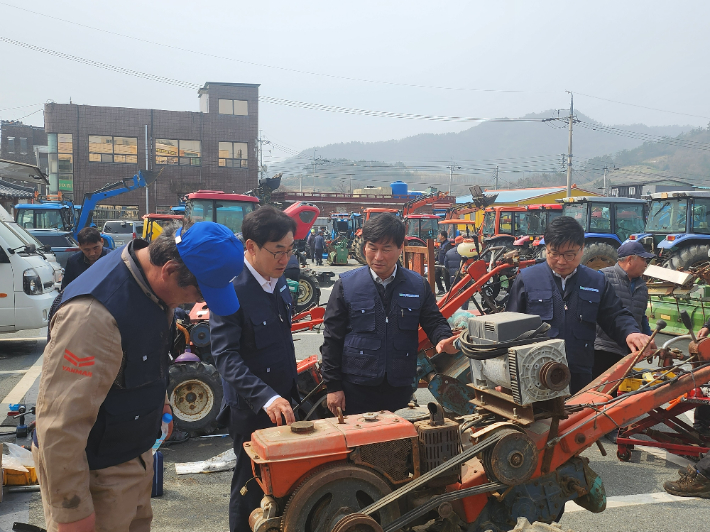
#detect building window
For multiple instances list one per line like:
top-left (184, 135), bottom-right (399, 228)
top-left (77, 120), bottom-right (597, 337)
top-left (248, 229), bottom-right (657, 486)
top-left (89, 135), bottom-right (138, 163)
top-left (218, 99), bottom-right (248, 116)
top-left (6, 137), bottom-right (15, 154)
top-left (219, 142), bottom-right (248, 168)
top-left (155, 139), bottom-right (201, 166)
top-left (48, 133), bottom-right (74, 192)
top-left (19, 138), bottom-right (28, 155)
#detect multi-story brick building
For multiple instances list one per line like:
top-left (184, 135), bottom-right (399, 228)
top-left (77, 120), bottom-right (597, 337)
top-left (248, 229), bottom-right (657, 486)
top-left (0, 120), bottom-right (48, 168)
top-left (42, 82), bottom-right (259, 216)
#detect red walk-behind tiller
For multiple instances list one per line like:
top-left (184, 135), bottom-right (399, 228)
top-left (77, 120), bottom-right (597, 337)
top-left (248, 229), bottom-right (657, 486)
top-left (614, 311), bottom-right (710, 461)
top-left (244, 256), bottom-right (710, 532)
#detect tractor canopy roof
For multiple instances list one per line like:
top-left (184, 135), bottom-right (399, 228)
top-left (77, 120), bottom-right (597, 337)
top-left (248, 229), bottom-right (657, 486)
top-left (526, 204), bottom-right (562, 210)
top-left (648, 190), bottom-right (710, 200)
top-left (364, 207), bottom-right (398, 213)
top-left (184, 190), bottom-right (259, 203)
top-left (406, 214), bottom-right (440, 219)
top-left (558, 196), bottom-right (646, 204)
top-left (142, 213), bottom-right (184, 221)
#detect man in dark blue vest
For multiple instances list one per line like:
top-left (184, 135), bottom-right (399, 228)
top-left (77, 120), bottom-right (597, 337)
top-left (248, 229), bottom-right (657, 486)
top-left (321, 213), bottom-right (457, 416)
top-left (33, 222), bottom-right (244, 532)
top-left (210, 206), bottom-right (300, 532)
top-left (507, 216), bottom-right (653, 394)
top-left (61, 226), bottom-right (109, 290)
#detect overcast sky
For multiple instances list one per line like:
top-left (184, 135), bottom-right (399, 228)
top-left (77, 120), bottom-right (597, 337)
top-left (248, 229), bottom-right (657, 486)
top-left (1, 0), bottom-right (708, 165)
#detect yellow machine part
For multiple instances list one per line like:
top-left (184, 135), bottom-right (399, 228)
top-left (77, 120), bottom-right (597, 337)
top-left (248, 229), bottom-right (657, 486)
top-left (618, 367), bottom-right (677, 392)
top-left (142, 219), bottom-right (165, 242)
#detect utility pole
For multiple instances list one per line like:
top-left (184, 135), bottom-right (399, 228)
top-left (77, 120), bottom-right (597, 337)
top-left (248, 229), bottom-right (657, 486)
top-left (602, 166), bottom-right (608, 196)
top-left (345, 173), bottom-right (354, 194)
top-left (446, 163), bottom-right (461, 195)
top-left (495, 166), bottom-right (499, 190)
top-left (566, 92), bottom-right (574, 199)
top-left (313, 149), bottom-right (317, 192)
top-left (257, 131), bottom-right (271, 182)
top-left (144, 124), bottom-right (149, 214)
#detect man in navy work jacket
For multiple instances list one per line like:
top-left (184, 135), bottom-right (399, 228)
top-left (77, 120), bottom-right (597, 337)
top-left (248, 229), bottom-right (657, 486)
top-left (61, 226), bottom-right (109, 289)
top-left (321, 213), bottom-right (458, 416)
top-left (507, 216), bottom-right (653, 394)
top-left (210, 206), bottom-right (299, 532)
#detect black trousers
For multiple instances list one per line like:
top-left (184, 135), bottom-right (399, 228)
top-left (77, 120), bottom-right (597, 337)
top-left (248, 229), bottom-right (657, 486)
top-left (315, 248), bottom-right (324, 265)
top-left (435, 265), bottom-right (450, 292)
top-left (229, 432), bottom-right (263, 532)
top-left (593, 349), bottom-right (624, 380)
top-left (570, 371), bottom-right (593, 395)
top-left (342, 378), bottom-right (414, 415)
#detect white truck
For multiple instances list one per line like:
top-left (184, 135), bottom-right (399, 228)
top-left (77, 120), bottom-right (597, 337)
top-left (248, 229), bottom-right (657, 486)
top-left (0, 205), bottom-right (60, 333)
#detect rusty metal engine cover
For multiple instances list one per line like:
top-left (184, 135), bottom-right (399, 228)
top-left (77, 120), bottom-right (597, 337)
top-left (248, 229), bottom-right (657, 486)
top-left (353, 438), bottom-right (417, 484)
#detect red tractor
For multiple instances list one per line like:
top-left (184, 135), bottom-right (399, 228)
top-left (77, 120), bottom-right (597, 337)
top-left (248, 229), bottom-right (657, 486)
top-left (480, 204), bottom-right (561, 257)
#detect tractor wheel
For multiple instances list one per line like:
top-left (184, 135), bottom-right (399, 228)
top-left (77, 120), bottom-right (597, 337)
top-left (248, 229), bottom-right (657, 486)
top-left (168, 362), bottom-right (223, 435)
top-left (352, 234), bottom-right (367, 265)
top-left (667, 244), bottom-right (710, 272)
top-left (581, 242), bottom-right (618, 270)
top-left (296, 270), bottom-right (321, 312)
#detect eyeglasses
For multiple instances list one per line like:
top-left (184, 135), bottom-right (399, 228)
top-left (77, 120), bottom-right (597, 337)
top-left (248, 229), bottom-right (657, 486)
top-left (547, 248), bottom-right (581, 261)
top-left (261, 246), bottom-right (294, 260)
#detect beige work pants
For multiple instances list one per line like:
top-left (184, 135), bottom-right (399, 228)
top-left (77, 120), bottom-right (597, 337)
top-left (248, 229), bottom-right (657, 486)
top-left (34, 447), bottom-right (154, 532)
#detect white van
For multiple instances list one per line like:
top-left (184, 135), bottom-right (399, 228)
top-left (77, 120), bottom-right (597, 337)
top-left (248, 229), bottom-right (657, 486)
top-left (0, 209), bottom-right (59, 333)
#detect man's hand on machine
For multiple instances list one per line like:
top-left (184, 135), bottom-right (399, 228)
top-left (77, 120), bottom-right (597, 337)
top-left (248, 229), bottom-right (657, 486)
top-left (265, 397), bottom-right (295, 426)
top-left (626, 332), bottom-right (656, 353)
top-left (327, 391), bottom-right (346, 416)
top-left (699, 327), bottom-right (709, 339)
top-left (436, 335), bottom-right (459, 354)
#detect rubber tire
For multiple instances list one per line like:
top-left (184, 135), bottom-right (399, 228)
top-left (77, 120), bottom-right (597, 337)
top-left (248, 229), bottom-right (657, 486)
top-left (581, 242), bottom-right (618, 270)
top-left (296, 270), bottom-right (321, 312)
top-left (352, 234), bottom-right (367, 265)
top-left (168, 362), bottom-right (223, 436)
top-left (667, 244), bottom-right (710, 271)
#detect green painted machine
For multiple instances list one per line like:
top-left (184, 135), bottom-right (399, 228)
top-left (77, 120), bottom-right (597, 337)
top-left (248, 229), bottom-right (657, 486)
top-left (327, 237), bottom-right (350, 266)
top-left (645, 264), bottom-right (710, 335)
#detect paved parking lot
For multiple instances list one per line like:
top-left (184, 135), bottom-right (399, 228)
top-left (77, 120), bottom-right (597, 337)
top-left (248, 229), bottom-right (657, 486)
top-left (2, 260), bottom-right (710, 531)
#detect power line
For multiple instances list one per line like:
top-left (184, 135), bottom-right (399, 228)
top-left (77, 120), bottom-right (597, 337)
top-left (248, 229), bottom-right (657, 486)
top-left (0, 1), bottom-right (533, 95)
top-left (0, 36), bottom-right (556, 124)
top-left (575, 91), bottom-right (710, 121)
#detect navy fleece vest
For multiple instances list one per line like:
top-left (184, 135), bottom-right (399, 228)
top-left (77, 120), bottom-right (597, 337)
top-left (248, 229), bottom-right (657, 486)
top-left (520, 263), bottom-right (605, 373)
top-left (222, 272), bottom-right (297, 409)
top-left (53, 246), bottom-right (170, 470)
top-left (339, 266), bottom-right (426, 387)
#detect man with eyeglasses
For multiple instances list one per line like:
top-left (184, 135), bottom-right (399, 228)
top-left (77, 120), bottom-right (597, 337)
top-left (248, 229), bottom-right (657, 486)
top-left (209, 206), bottom-right (300, 532)
top-left (507, 216), bottom-right (653, 394)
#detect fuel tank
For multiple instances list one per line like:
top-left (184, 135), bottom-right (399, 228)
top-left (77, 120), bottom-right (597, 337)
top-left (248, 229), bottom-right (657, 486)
top-left (244, 411), bottom-right (417, 498)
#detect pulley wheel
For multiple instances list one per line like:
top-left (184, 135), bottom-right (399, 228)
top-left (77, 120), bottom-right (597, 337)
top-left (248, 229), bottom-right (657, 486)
top-left (331, 513), bottom-right (384, 532)
top-left (280, 464), bottom-right (399, 532)
top-left (539, 361), bottom-right (571, 391)
top-left (482, 429), bottom-right (538, 486)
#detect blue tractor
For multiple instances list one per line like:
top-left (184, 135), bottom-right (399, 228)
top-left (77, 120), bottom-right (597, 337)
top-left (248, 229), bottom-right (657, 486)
top-left (627, 190), bottom-right (710, 270)
top-left (559, 196), bottom-right (647, 269)
top-left (14, 170), bottom-right (158, 250)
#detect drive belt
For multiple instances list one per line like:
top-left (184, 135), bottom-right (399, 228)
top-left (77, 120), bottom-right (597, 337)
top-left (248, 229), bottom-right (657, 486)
top-left (383, 481), bottom-right (506, 532)
top-left (361, 430), bottom-right (505, 517)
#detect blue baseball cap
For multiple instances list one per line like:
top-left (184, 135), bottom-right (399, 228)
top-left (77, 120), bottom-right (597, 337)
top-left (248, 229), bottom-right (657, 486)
top-left (617, 240), bottom-right (655, 259)
top-left (175, 222), bottom-right (244, 316)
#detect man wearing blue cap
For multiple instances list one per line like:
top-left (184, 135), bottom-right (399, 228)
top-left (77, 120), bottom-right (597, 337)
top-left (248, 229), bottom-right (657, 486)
top-left (210, 205), bottom-right (300, 532)
top-left (593, 240), bottom-right (655, 380)
top-left (33, 221), bottom-right (243, 532)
